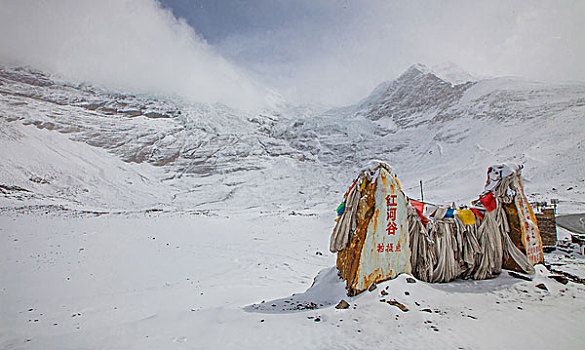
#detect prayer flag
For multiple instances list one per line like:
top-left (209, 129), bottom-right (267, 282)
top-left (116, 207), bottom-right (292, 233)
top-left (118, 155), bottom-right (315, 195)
top-left (457, 209), bottom-right (476, 225)
top-left (479, 192), bottom-right (497, 212)
top-left (410, 199), bottom-right (429, 225)
top-left (471, 208), bottom-right (485, 221)
top-left (423, 204), bottom-right (438, 219)
top-left (445, 208), bottom-right (455, 218)
top-left (337, 202), bottom-right (346, 216)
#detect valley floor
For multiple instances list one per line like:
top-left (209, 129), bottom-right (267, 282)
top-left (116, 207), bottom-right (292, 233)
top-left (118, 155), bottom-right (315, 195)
top-left (1, 211), bottom-right (584, 350)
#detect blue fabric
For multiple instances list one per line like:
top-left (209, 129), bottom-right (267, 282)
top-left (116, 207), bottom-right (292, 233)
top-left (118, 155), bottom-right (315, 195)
top-left (337, 202), bottom-right (346, 216)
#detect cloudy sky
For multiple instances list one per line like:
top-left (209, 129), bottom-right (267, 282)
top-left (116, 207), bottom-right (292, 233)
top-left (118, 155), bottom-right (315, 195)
top-left (1, 0), bottom-right (584, 109)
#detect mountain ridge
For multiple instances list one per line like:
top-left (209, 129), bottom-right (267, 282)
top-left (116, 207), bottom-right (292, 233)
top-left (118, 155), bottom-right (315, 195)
top-left (1, 64), bottom-right (583, 213)
top-left (356, 64), bottom-right (476, 127)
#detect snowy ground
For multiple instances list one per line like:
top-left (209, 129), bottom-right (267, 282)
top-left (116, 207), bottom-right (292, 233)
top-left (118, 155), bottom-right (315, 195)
top-left (2, 210), bottom-right (585, 350)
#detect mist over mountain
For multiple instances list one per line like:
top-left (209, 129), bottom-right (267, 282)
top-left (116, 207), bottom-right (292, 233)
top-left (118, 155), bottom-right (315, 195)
top-left (3, 0), bottom-right (584, 108)
top-left (1, 63), bottom-right (583, 213)
top-left (0, 0), bottom-right (276, 111)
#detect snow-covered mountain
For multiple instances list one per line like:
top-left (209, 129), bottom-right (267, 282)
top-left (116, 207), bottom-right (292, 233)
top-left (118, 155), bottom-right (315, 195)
top-left (357, 63), bottom-right (584, 127)
top-left (1, 64), bottom-right (584, 213)
top-left (2, 64), bottom-right (585, 350)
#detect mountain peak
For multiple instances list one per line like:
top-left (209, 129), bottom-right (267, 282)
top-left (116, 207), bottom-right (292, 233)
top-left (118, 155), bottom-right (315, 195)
top-left (399, 63), bottom-right (433, 80)
top-left (431, 62), bottom-right (476, 85)
top-left (408, 63), bottom-right (432, 75)
top-left (356, 63), bottom-right (476, 125)
top-left (399, 63), bottom-right (475, 85)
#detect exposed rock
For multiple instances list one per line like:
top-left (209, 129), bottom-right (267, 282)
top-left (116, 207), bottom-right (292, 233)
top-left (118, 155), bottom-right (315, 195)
top-left (508, 271), bottom-right (532, 281)
top-left (548, 275), bottom-right (569, 285)
top-left (295, 302), bottom-right (318, 310)
top-left (335, 300), bottom-right (350, 309)
top-left (535, 283), bottom-right (548, 291)
top-left (387, 300), bottom-right (409, 312)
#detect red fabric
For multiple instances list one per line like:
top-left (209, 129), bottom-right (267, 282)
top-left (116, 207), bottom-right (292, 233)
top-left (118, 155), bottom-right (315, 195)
top-left (345, 179), bottom-right (358, 197)
top-left (479, 192), bottom-right (497, 212)
top-left (471, 208), bottom-right (485, 221)
top-left (410, 199), bottom-right (429, 225)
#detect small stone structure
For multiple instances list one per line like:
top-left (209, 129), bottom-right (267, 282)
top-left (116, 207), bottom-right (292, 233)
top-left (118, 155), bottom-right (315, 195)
top-left (535, 208), bottom-right (557, 247)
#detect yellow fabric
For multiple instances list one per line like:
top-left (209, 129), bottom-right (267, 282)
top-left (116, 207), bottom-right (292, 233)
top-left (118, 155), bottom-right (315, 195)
top-left (360, 179), bottom-right (367, 192)
top-left (457, 209), bottom-right (476, 225)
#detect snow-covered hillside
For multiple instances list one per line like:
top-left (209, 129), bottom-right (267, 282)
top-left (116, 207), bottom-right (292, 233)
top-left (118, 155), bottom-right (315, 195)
top-left (1, 64), bottom-right (585, 349)
top-left (1, 64), bottom-right (584, 213)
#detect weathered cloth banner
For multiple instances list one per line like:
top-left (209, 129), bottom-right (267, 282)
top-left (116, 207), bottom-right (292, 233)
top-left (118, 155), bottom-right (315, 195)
top-left (410, 199), bottom-right (429, 224)
top-left (513, 176), bottom-right (544, 264)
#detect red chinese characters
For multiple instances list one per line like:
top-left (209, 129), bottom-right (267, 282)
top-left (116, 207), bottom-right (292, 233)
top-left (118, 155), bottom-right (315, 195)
top-left (377, 242), bottom-right (401, 253)
top-left (385, 243), bottom-right (402, 252)
top-left (386, 221), bottom-right (397, 235)
top-left (386, 194), bottom-right (397, 235)
top-left (377, 193), bottom-right (402, 254)
top-left (386, 194), bottom-right (397, 220)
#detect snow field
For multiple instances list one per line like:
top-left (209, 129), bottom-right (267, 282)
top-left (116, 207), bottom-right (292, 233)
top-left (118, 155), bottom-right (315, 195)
top-left (1, 212), bottom-right (584, 349)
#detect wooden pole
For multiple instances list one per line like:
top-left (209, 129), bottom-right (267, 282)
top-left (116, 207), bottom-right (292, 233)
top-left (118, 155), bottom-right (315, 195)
top-left (420, 180), bottom-right (424, 202)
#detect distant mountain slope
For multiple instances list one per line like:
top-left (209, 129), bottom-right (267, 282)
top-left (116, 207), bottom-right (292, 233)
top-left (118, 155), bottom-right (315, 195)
top-left (0, 120), bottom-right (171, 211)
top-left (356, 64), bottom-right (476, 127)
top-left (1, 64), bottom-right (583, 212)
top-left (356, 63), bottom-right (585, 127)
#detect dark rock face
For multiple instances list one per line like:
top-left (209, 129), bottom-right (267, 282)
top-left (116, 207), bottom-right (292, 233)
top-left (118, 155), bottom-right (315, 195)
top-left (535, 208), bottom-right (557, 246)
top-left (356, 64), bottom-right (475, 127)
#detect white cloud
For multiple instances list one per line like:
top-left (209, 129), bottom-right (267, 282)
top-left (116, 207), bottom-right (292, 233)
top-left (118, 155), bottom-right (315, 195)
top-left (0, 0), bottom-right (271, 110)
top-left (1, 0), bottom-right (583, 108)
top-left (215, 0), bottom-right (585, 106)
